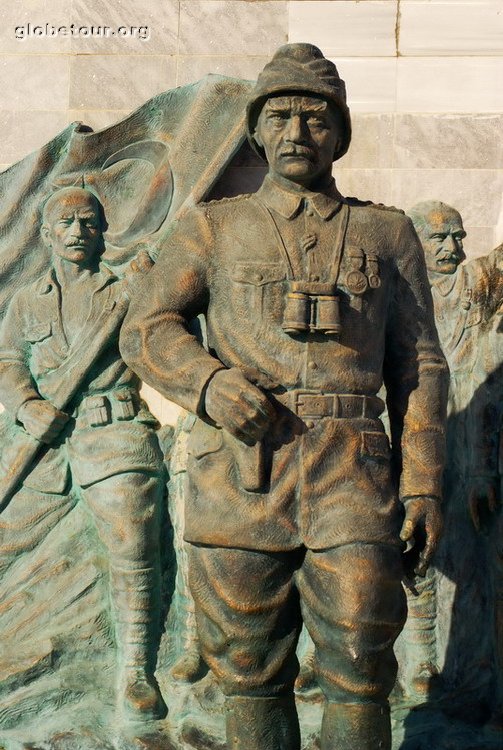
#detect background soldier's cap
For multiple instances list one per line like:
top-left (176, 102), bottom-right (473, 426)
top-left (246, 43), bottom-right (352, 162)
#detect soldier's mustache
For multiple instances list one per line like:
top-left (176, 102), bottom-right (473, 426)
top-left (280, 147), bottom-right (315, 160)
top-left (66, 240), bottom-right (89, 247)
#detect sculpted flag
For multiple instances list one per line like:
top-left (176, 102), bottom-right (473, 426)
top-left (0, 75), bottom-right (260, 738)
top-left (0, 74), bottom-right (256, 316)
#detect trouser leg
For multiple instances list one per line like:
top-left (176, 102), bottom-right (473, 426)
top-left (396, 566), bottom-right (439, 703)
top-left (83, 471), bottom-right (166, 720)
top-left (298, 543), bottom-right (407, 750)
top-left (188, 543), bottom-right (302, 750)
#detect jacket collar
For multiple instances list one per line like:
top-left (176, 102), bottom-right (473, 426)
top-left (431, 269), bottom-right (460, 298)
top-left (35, 262), bottom-right (118, 296)
top-left (257, 174), bottom-right (343, 221)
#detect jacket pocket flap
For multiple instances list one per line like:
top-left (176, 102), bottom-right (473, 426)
top-left (25, 322), bottom-right (52, 342)
top-left (361, 431), bottom-right (390, 460)
top-left (231, 262), bottom-right (286, 286)
top-left (188, 420), bottom-right (223, 458)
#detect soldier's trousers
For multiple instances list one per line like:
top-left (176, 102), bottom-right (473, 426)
top-left (188, 541), bottom-right (406, 703)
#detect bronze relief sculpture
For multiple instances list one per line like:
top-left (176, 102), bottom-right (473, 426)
top-left (0, 39), bottom-right (501, 750)
top-left (121, 44), bottom-right (448, 750)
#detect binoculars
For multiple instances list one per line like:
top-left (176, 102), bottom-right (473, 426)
top-left (282, 280), bottom-right (341, 336)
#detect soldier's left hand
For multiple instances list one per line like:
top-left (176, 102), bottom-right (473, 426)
top-left (128, 249), bottom-right (155, 275)
top-left (400, 496), bottom-right (443, 578)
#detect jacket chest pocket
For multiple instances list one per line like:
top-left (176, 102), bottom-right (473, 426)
top-left (230, 262), bottom-right (286, 315)
top-left (26, 322), bottom-right (61, 373)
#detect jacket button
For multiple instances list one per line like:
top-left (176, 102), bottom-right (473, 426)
top-left (308, 361), bottom-right (317, 370)
top-left (305, 419), bottom-right (315, 429)
top-left (253, 272), bottom-right (263, 282)
top-left (305, 208), bottom-right (314, 217)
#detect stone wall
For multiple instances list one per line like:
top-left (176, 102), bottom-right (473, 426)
top-left (1, 0), bottom-right (502, 423)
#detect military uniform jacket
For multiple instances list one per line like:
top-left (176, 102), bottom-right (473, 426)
top-left (431, 245), bottom-right (503, 480)
top-left (121, 176), bottom-right (448, 551)
top-left (0, 265), bottom-right (162, 493)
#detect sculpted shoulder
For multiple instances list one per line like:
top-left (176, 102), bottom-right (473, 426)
top-left (200, 192), bottom-right (255, 220)
top-left (344, 197), bottom-right (411, 245)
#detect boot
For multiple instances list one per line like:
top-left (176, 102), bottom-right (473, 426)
top-left (111, 565), bottom-right (167, 722)
top-left (321, 701), bottom-right (391, 750)
top-left (226, 695), bottom-right (300, 750)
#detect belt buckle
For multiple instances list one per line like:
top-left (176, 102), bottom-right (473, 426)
top-left (295, 392), bottom-right (333, 418)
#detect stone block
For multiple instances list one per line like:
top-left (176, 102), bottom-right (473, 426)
top-left (0, 110), bottom-right (69, 164)
top-left (140, 383), bottom-right (181, 427)
top-left (70, 0), bottom-right (179, 55)
top-left (400, 1), bottom-right (503, 56)
top-left (335, 58), bottom-right (397, 112)
top-left (179, 1), bottom-right (287, 55)
top-left (394, 114), bottom-right (503, 170)
top-left (391, 168), bottom-right (503, 227)
top-left (69, 54), bottom-right (177, 111)
top-left (337, 114), bottom-right (394, 169)
top-left (1, 0), bottom-right (70, 54)
top-left (289, 1), bottom-right (398, 57)
top-left (0, 55), bottom-right (70, 110)
top-left (334, 167), bottom-right (394, 206)
top-left (176, 55), bottom-right (269, 87)
top-left (462, 227), bottom-right (499, 261)
top-left (397, 57), bottom-right (503, 112)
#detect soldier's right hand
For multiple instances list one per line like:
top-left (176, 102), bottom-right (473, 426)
top-left (204, 368), bottom-right (275, 444)
top-left (17, 399), bottom-right (69, 444)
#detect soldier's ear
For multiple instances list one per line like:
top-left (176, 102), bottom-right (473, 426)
top-left (41, 224), bottom-right (52, 248)
top-left (252, 128), bottom-right (264, 149)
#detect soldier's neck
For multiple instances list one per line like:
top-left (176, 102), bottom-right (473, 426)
top-left (53, 257), bottom-right (97, 289)
top-left (268, 170), bottom-right (335, 195)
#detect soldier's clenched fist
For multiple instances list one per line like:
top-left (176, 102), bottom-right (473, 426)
top-left (17, 398), bottom-right (69, 444)
top-left (204, 368), bottom-right (275, 444)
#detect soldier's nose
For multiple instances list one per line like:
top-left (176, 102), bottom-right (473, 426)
top-left (285, 115), bottom-right (304, 143)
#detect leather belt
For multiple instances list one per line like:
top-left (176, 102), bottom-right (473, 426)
top-left (278, 391), bottom-right (385, 420)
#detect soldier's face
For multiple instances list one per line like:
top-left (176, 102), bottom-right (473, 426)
top-left (42, 191), bottom-right (102, 266)
top-left (253, 95), bottom-right (342, 187)
top-left (419, 210), bottom-right (466, 275)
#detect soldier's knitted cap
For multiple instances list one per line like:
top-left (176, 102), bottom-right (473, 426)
top-left (246, 43), bottom-right (352, 162)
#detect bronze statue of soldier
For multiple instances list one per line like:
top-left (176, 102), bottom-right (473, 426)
top-left (121, 44), bottom-right (448, 750)
top-left (0, 186), bottom-right (167, 722)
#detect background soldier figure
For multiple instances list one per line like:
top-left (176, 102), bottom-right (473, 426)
top-left (121, 44), bottom-right (448, 750)
top-left (402, 201), bottom-right (503, 720)
top-left (0, 186), bottom-right (166, 722)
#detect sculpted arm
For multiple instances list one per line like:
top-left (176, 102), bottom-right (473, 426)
top-left (384, 217), bottom-right (449, 575)
top-left (120, 209), bottom-right (275, 441)
top-left (0, 291), bottom-right (68, 442)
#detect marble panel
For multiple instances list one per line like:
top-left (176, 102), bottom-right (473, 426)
top-left (337, 113), bottom-right (395, 169)
top-left (334, 167), bottom-right (395, 206)
top-left (176, 55), bottom-right (269, 87)
top-left (391, 168), bottom-right (503, 227)
top-left (394, 114), bottom-right (503, 170)
top-left (400, 1), bottom-right (503, 56)
top-left (69, 54), bottom-right (177, 111)
top-left (0, 110), bottom-right (69, 164)
top-left (1, 0), bottom-right (71, 54)
top-left (335, 58), bottom-right (397, 112)
top-left (397, 57), bottom-right (503, 112)
top-left (179, 1), bottom-right (287, 55)
top-left (289, 1), bottom-right (398, 57)
top-left (0, 54), bottom-right (70, 110)
top-left (70, 0), bottom-right (179, 55)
